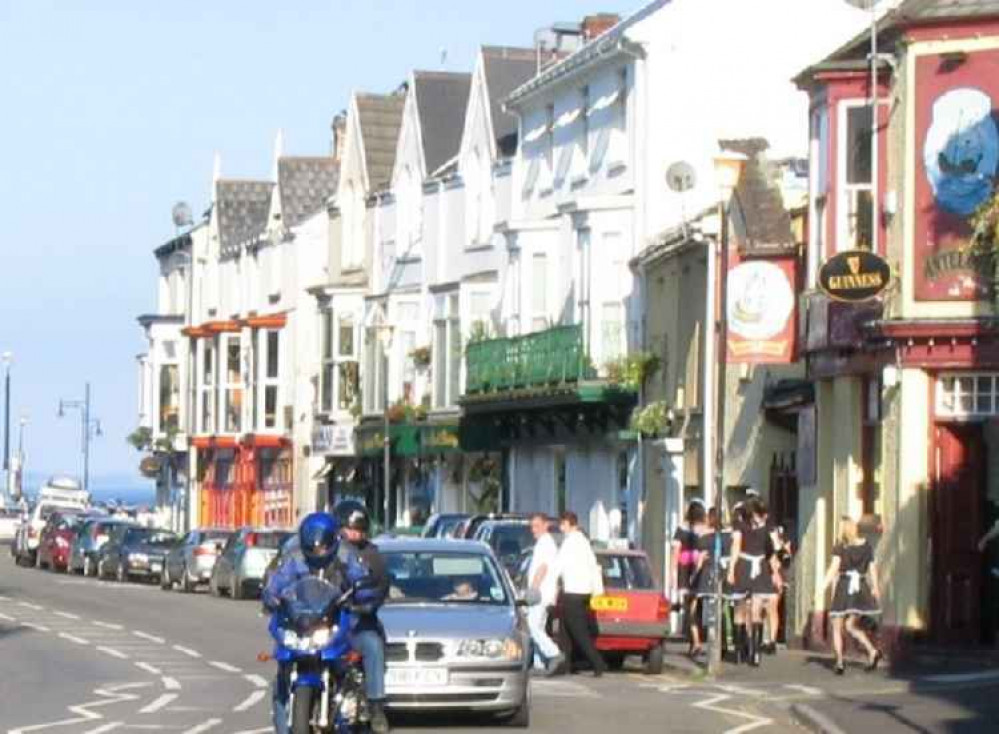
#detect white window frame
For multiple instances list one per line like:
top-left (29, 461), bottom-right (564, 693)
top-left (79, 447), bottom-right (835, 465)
top-left (531, 252), bottom-right (549, 333)
top-left (220, 333), bottom-right (243, 435)
top-left (432, 293), bottom-right (462, 409)
top-left (334, 313), bottom-right (359, 414)
top-left (936, 373), bottom-right (999, 419)
top-left (198, 338), bottom-right (217, 434)
top-left (607, 67), bottom-right (630, 170)
top-left (836, 99), bottom-right (874, 253)
top-left (572, 85), bottom-right (590, 183)
top-left (341, 181), bottom-right (364, 269)
top-left (256, 328), bottom-right (281, 432)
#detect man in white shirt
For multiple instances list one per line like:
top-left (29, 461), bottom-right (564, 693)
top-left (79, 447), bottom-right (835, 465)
top-left (556, 511), bottom-right (607, 677)
top-left (526, 513), bottom-right (564, 675)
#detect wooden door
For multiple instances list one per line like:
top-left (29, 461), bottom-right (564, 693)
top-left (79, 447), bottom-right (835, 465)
top-left (932, 424), bottom-right (985, 645)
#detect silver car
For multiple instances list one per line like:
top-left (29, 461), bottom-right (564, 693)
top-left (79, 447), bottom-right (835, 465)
top-left (161, 528), bottom-right (234, 592)
top-left (210, 527), bottom-right (292, 600)
top-left (378, 538), bottom-right (531, 727)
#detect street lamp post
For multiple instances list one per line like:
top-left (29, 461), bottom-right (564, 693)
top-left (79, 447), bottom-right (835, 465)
top-left (377, 325), bottom-right (394, 530)
top-left (58, 383), bottom-right (102, 493)
top-left (706, 150), bottom-right (747, 677)
top-left (15, 414), bottom-right (27, 500)
top-left (2, 352), bottom-right (11, 502)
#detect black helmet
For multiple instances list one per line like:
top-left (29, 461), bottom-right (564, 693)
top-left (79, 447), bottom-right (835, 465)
top-left (334, 500), bottom-right (370, 533)
top-left (299, 512), bottom-right (339, 571)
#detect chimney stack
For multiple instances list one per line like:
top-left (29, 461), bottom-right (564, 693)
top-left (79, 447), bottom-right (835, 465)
top-left (331, 112), bottom-right (347, 162)
top-left (582, 13), bottom-right (620, 41)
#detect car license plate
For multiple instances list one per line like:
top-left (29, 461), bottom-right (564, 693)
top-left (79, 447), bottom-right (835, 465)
top-left (386, 667), bottom-right (448, 687)
top-left (591, 596), bottom-right (628, 612)
top-left (151, 561), bottom-right (162, 571)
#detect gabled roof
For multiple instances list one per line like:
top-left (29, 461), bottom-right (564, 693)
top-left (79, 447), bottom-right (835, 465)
top-left (277, 156), bottom-right (339, 228)
top-left (481, 47), bottom-right (539, 156)
top-left (412, 71), bottom-right (472, 176)
top-left (506, 0), bottom-right (669, 106)
top-left (798, 0), bottom-right (999, 81)
top-left (216, 179), bottom-right (274, 256)
top-left (356, 92), bottom-right (406, 192)
top-left (720, 138), bottom-right (796, 254)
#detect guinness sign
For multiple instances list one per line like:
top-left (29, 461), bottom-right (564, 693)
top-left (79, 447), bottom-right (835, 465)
top-left (818, 250), bottom-right (891, 302)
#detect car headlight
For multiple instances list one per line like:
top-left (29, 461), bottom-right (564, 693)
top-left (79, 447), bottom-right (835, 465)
top-left (128, 552), bottom-right (148, 564)
top-left (455, 637), bottom-right (522, 661)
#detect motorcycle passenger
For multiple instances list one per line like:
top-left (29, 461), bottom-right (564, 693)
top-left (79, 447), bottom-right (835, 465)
top-left (262, 512), bottom-right (373, 734)
top-left (334, 501), bottom-right (390, 734)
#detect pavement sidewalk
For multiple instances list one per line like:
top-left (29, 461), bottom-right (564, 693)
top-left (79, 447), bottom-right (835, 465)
top-left (659, 640), bottom-right (999, 733)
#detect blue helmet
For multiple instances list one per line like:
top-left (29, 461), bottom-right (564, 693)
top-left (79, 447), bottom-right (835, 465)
top-left (299, 512), bottom-right (339, 571)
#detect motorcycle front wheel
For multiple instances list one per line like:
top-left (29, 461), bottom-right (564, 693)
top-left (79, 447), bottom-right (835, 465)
top-left (291, 687), bottom-right (315, 734)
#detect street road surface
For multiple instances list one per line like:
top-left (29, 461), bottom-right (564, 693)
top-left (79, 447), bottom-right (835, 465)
top-left (0, 551), bottom-right (798, 733)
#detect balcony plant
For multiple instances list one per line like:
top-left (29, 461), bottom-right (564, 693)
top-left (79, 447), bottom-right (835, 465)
top-left (386, 400), bottom-right (409, 424)
top-left (409, 345), bottom-right (432, 369)
top-left (630, 400), bottom-right (672, 438)
top-left (970, 191), bottom-right (999, 299)
top-left (605, 351), bottom-right (661, 390)
top-left (467, 456), bottom-right (500, 514)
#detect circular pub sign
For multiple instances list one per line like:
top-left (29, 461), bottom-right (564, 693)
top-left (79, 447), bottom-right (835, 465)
top-left (139, 455), bottom-right (162, 478)
top-left (818, 250), bottom-right (892, 302)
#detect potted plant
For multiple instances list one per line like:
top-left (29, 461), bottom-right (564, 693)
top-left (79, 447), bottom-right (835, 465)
top-left (410, 345), bottom-right (432, 369)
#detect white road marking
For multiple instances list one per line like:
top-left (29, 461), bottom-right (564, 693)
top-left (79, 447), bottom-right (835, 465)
top-left (690, 693), bottom-right (774, 734)
top-left (92, 620), bottom-right (124, 630)
top-left (139, 693), bottom-right (179, 714)
top-left (22, 622), bottom-right (51, 632)
top-left (244, 673), bottom-right (268, 688)
top-left (135, 662), bottom-right (163, 675)
top-left (0, 594), bottom-right (10, 601)
top-left (97, 645), bottom-right (129, 660)
top-left (783, 684), bottom-right (824, 696)
top-left (233, 688), bottom-right (267, 712)
top-left (54, 611), bottom-right (81, 620)
top-left (18, 601), bottom-right (43, 610)
top-left (81, 723), bottom-right (122, 734)
top-left (162, 676), bottom-right (181, 690)
top-left (173, 644), bottom-right (201, 658)
top-left (58, 632), bottom-right (90, 645)
top-left (8, 682), bottom-right (151, 734)
top-left (0, 612), bottom-right (15, 621)
top-left (209, 660), bottom-right (242, 673)
top-left (133, 630), bottom-right (166, 644)
top-left (181, 719), bottom-right (222, 734)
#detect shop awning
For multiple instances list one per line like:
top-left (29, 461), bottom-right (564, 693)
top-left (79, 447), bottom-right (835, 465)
top-left (355, 422), bottom-right (460, 458)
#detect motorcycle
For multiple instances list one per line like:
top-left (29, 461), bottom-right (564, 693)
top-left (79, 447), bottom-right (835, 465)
top-left (271, 576), bottom-right (370, 733)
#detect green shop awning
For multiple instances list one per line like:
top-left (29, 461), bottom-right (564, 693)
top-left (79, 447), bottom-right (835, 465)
top-left (356, 422), bottom-right (460, 458)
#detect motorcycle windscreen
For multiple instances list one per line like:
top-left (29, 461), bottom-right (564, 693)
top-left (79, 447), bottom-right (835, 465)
top-left (282, 576), bottom-right (341, 633)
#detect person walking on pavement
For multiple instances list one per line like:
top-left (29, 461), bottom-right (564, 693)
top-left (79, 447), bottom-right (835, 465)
top-left (525, 513), bottom-right (565, 675)
top-left (334, 501), bottom-right (391, 733)
top-left (675, 502), bottom-right (708, 657)
top-left (555, 511), bottom-right (607, 677)
top-left (728, 498), bottom-right (780, 667)
top-left (823, 516), bottom-right (882, 675)
top-left (692, 507), bottom-right (739, 660)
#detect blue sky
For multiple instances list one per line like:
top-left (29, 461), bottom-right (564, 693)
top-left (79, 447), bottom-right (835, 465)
top-left (0, 0), bottom-right (625, 490)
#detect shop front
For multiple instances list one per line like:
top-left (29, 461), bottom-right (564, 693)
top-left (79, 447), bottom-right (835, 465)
top-left (194, 435), bottom-right (293, 529)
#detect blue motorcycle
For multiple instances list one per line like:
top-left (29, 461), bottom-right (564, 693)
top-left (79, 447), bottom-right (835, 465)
top-left (271, 576), bottom-right (370, 733)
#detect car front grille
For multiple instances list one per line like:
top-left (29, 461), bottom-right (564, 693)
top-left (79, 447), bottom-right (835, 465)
top-left (385, 641), bottom-right (446, 663)
top-left (390, 693), bottom-right (500, 704)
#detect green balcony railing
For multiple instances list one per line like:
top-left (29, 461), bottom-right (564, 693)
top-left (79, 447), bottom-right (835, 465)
top-left (464, 324), bottom-right (595, 396)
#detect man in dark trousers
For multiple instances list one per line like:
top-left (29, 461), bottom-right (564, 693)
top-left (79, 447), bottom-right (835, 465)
top-left (335, 501), bottom-right (390, 733)
top-left (556, 511), bottom-right (607, 676)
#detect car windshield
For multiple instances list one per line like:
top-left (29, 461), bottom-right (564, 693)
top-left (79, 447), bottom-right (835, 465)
top-left (384, 551), bottom-right (509, 606)
top-left (599, 554), bottom-right (656, 591)
top-left (124, 528), bottom-right (175, 546)
top-left (248, 531), bottom-right (289, 549)
top-left (487, 524), bottom-right (533, 558)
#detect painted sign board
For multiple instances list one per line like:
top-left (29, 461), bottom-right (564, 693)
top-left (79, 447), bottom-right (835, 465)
top-left (726, 254), bottom-right (797, 364)
top-left (818, 250), bottom-right (892, 302)
top-left (914, 49), bottom-right (999, 301)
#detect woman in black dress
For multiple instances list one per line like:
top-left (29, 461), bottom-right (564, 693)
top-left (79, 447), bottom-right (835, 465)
top-left (823, 517), bottom-right (881, 674)
top-left (673, 502), bottom-right (707, 657)
top-left (692, 508), bottom-right (741, 659)
top-left (727, 498), bottom-right (780, 666)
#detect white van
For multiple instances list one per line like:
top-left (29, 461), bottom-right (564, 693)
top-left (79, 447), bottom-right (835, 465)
top-left (13, 477), bottom-right (90, 565)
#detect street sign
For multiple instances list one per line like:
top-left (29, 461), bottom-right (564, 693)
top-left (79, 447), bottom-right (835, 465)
top-left (818, 250), bottom-right (891, 302)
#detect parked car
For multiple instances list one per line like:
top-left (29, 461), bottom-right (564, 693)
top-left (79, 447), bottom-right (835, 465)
top-left (210, 527), bottom-right (292, 600)
top-left (261, 533), bottom-right (299, 593)
top-left (378, 537), bottom-right (531, 726)
top-left (36, 511), bottom-right (89, 571)
top-left (0, 507), bottom-right (21, 544)
top-left (421, 513), bottom-right (470, 539)
top-left (161, 527), bottom-right (234, 592)
top-left (69, 517), bottom-right (135, 576)
top-left (452, 513), bottom-right (529, 542)
top-left (472, 518), bottom-right (534, 575)
top-left (13, 477), bottom-right (90, 566)
top-left (98, 526), bottom-right (179, 583)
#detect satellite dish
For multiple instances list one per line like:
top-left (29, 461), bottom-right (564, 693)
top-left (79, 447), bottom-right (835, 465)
top-left (171, 201), bottom-right (194, 229)
top-left (666, 161), bottom-right (697, 193)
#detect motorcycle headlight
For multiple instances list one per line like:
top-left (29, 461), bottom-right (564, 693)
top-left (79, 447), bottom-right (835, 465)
top-left (282, 630), bottom-right (299, 648)
top-left (456, 638), bottom-right (522, 661)
top-left (310, 627), bottom-right (332, 648)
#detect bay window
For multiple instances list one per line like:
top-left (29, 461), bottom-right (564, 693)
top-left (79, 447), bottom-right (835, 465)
top-left (222, 334), bottom-right (243, 434)
top-left (839, 102), bottom-right (874, 251)
top-left (158, 364), bottom-right (179, 434)
top-left (433, 293), bottom-right (462, 409)
top-left (199, 339), bottom-right (216, 434)
top-left (254, 329), bottom-right (280, 431)
top-left (320, 310), bottom-right (360, 415)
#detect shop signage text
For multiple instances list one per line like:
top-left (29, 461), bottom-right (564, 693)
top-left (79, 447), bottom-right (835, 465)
top-left (312, 424), bottom-right (356, 456)
top-left (818, 250), bottom-right (891, 302)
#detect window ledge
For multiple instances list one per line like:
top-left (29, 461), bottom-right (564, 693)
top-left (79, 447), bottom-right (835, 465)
top-left (538, 186), bottom-right (554, 198)
top-left (607, 160), bottom-right (628, 177)
top-left (570, 173), bottom-right (589, 189)
top-left (464, 242), bottom-right (494, 253)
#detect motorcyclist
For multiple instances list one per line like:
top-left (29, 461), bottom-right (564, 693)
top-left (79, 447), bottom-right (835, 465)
top-left (334, 501), bottom-right (390, 734)
top-left (262, 512), bottom-right (374, 734)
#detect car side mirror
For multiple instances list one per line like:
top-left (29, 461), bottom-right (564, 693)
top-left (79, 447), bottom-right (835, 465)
top-left (515, 589), bottom-right (539, 607)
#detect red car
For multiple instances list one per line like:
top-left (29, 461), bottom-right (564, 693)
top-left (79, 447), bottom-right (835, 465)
top-left (589, 548), bottom-right (670, 674)
top-left (37, 511), bottom-right (87, 572)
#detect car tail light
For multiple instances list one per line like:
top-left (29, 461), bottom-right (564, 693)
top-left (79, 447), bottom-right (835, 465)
top-left (246, 533), bottom-right (258, 547)
top-left (194, 545), bottom-right (216, 557)
top-left (657, 596), bottom-right (670, 620)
